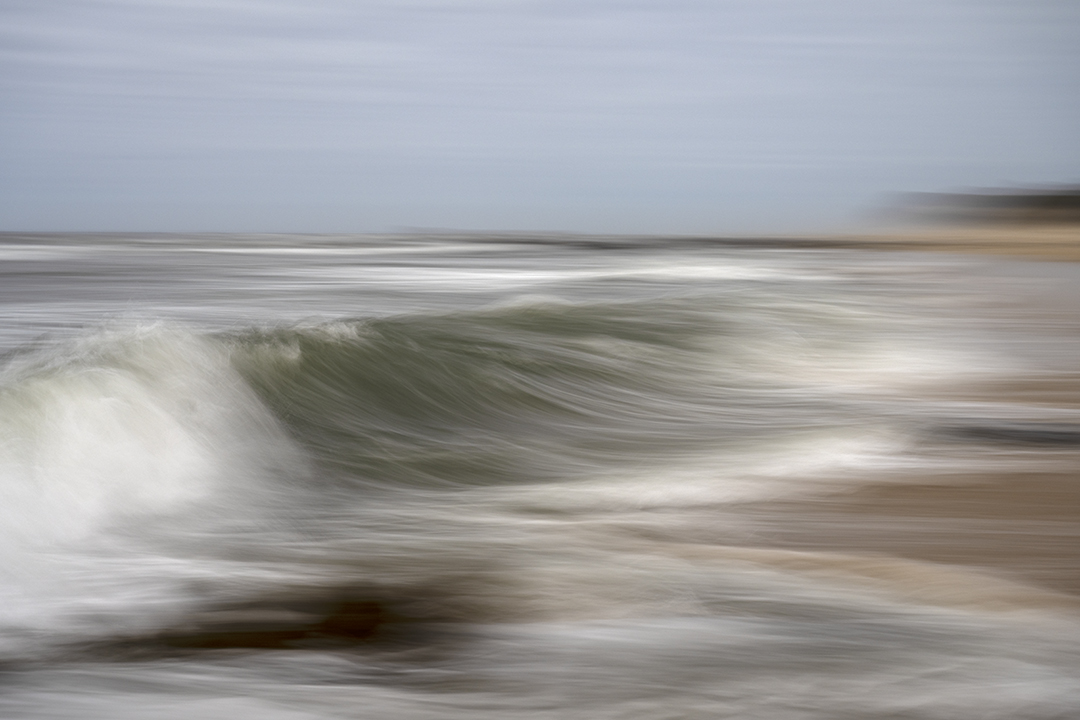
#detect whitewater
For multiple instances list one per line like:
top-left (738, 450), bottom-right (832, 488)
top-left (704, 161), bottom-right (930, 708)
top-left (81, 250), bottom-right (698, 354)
top-left (1, 233), bottom-right (1079, 719)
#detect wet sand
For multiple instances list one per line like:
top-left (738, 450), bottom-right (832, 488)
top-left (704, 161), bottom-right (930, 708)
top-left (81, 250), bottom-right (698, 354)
top-left (744, 465), bottom-right (1080, 599)
top-left (744, 356), bottom-right (1080, 601)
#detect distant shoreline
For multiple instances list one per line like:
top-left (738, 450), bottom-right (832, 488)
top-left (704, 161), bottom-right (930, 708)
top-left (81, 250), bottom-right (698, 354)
top-left (834, 223), bottom-right (1080, 262)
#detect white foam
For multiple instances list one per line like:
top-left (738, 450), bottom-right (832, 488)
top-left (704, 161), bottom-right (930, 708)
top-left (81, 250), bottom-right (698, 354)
top-left (0, 324), bottom-right (303, 550)
top-left (0, 324), bottom-right (316, 646)
top-left (484, 428), bottom-right (922, 514)
top-left (295, 256), bottom-right (808, 291)
top-left (0, 244), bottom-right (99, 261)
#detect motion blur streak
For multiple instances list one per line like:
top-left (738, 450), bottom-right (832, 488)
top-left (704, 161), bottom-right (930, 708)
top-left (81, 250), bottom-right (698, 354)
top-left (1, 233), bottom-right (1079, 719)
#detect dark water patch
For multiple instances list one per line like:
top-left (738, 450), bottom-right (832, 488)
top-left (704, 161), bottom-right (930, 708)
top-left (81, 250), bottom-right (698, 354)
top-left (59, 589), bottom-right (464, 663)
top-left (938, 422), bottom-right (1080, 446)
top-left (157, 599), bottom-right (385, 651)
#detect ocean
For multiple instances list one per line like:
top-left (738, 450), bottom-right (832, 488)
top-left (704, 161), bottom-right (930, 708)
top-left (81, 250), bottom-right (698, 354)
top-left (1, 233), bottom-right (1078, 719)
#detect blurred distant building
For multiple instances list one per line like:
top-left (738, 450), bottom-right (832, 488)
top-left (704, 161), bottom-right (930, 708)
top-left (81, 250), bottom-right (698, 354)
top-left (901, 185), bottom-right (1080, 225)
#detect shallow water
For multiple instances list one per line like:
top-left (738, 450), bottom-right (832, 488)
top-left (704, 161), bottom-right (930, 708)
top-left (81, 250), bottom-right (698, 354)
top-left (1, 233), bottom-right (1078, 719)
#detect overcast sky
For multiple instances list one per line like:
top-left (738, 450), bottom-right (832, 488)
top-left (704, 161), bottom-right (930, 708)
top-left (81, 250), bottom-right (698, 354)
top-left (2, 0), bottom-right (1077, 233)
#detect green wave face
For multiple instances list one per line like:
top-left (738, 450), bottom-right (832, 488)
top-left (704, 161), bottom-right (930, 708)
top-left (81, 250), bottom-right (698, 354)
top-left (225, 296), bottom-right (866, 491)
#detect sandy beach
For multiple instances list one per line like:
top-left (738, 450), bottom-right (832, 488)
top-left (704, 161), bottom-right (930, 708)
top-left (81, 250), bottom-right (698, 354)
top-left (748, 228), bottom-right (1080, 603)
top-left (840, 223), bottom-right (1080, 262)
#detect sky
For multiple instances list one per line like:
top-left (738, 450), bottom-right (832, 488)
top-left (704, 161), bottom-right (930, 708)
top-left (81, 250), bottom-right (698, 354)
top-left (1, 0), bottom-right (1078, 234)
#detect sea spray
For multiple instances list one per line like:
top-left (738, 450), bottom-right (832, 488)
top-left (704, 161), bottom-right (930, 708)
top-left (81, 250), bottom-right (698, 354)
top-left (0, 324), bottom-right (311, 649)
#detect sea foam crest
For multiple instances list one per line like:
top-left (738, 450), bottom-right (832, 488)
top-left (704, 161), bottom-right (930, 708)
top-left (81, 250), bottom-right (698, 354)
top-left (0, 324), bottom-right (303, 550)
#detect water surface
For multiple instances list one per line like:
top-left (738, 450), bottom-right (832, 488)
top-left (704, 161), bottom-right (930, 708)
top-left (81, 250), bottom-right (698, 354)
top-left (1, 233), bottom-right (1078, 719)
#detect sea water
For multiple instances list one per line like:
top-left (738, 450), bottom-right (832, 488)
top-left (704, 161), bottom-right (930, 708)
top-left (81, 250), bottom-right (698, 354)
top-left (1, 233), bottom-right (1078, 719)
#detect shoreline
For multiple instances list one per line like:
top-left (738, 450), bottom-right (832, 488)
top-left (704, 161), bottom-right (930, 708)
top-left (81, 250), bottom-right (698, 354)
top-left (834, 223), bottom-right (1080, 262)
top-left (721, 229), bottom-right (1080, 602)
